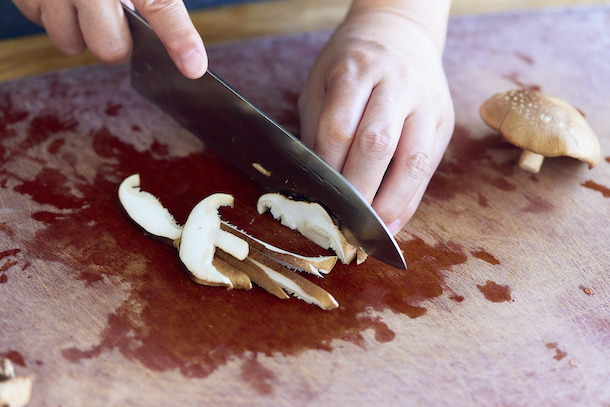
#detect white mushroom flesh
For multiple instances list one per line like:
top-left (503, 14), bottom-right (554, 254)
top-left (257, 193), bottom-right (356, 264)
top-left (118, 174), bottom-right (183, 240)
top-left (0, 376), bottom-right (32, 407)
top-left (179, 194), bottom-right (249, 288)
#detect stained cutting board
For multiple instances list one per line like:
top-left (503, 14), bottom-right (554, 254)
top-left (1, 6), bottom-right (609, 406)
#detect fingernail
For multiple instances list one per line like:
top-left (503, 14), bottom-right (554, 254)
top-left (387, 219), bottom-right (402, 235)
top-left (181, 49), bottom-right (205, 78)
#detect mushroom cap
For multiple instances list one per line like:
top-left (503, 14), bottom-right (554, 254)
top-left (479, 89), bottom-right (601, 168)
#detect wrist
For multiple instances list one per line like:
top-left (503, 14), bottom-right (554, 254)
top-left (346, 0), bottom-right (451, 52)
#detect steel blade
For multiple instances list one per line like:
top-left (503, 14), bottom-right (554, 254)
top-left (124, 6), bottom-right (406, 269)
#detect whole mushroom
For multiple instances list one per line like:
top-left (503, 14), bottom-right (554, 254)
top-left (479, 89), bottom-right (601, 173)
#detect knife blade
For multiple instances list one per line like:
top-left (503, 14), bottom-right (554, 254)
top-left (123, 6), bottom-right (406, 269)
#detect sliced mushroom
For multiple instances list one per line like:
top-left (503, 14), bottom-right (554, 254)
top-left (356, 249), bottom-right (368, 265)
top-left (179, 194), bottom-right (249, 289)
top-left (220, 222), bottom-right (337, 276)
top-left (480, 89), bottom-right (601, 173)
top-left (257, 193), bottom-right (357, 264)
top-left (247, 251), bottom-right (339, 310)
top-left (216, 250), bottom-right (289, 299)
top-left (118, 174), bottom-right (183, 241)
top-left (118, 175), bottom-right (340, 308)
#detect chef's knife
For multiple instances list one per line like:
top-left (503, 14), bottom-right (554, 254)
top-left (123, 6), bottom-right (406, 270)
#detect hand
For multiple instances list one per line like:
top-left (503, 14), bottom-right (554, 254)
top-left (298, 3), bottom-right (455, 235)
top-left (11, 0), bottom-right (207, 79)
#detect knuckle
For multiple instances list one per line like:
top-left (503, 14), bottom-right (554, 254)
top-left (327, 41), bottom-right (385, 83)
top-left (359, 129), bottom-right (395, 158)
top-left (322, 121), bottom-right (354, 149)
top-left (59, 41), bottom-right (87, 56)
top-left (94, 41), bottom-right (131, 65)
top-left (398, 151), bottom-right (433, 180)
top-left (139, 0), bottom-right (178, 14)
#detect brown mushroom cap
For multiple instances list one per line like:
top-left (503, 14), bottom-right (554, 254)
top-left (480, 89), bottom-right (601, 168)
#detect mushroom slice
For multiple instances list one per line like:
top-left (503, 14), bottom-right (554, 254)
top-left (0, 358), bottom-right (14, 381)
top-left (247, 251), bottom-right (339, 310)
top-left (216, 250), bottom-right (289, 299)
top-left (0, 377), bottom-right (32, 407)
top-left (211, 257), bottom-right (252, 290)
top-left (179, 194), bottom-right (249, 289)
top-left (220, 222), bottom-right (337, 276)
top-left (118, 174), bottom-right (183, 241)
top-left (257, 193), bottom-right (357, 264)
top-left (479, 89), bottom-right (601, 173)
top-left (356, 249), bottom-right (368, 265)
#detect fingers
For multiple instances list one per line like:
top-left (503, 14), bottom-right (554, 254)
top-left (311, 67), bottom-right (374, 172)
top-left (340, 80), bottom-right (409, 204)
top-left (14, 0), bottom-right (206, 79)
top-left (375, 109), bottom-right (455, 235)
top-left (371, 111), bottom-right (438, 224)
top-left (37, 0), bottom-right (86, 56)
top-left (131, 0), bottom-right (207, 78)
top-left (76, 0), bottom-right (131, 64)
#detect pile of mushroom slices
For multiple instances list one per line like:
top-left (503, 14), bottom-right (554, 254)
top-left (118, 174), bottom-right (367, 310)
top-left (480, 89), bottom-right (601, 173)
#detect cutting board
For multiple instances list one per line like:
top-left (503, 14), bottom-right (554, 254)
top-left (1, 6), bottom-right (609, 406)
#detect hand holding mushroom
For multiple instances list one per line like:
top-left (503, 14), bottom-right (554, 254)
top-left (480, 89), bottom-right (601, 173)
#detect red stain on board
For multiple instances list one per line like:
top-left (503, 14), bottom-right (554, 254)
top-left (545, 343), bottom-right (568, 361)
top-left (521, 194), bottom-right (554, 213)
top-left (20, 114), bottom-right (78, 150)
top-left (47, 138), bottom-right (65, 155)
top-left (477, 193), bottom-right (490, 208)
top-left (605, 157), bottom-right (610, 163)
top-left (502, 72), bottom-right (541, 91)
top-left (2, 66), bottom-right (472, 394)
top-left (0, 93), bottom-right (29, 136)
top-left (0, 249), bottom-right (20, 261)
top-left (515, 52), bottom-right (534, 65)
top-left (105, 103), bottom-right (123, 117)
top-left (0, 350), bottom-right (26, 367)
top-left (240, 356), bottom-right (278, 396)
top-left (426, 126), bottom-right (518, 202)
top-left (0, 260), bottom-right (17, 273)
top-left (0, 274), bottom-right (7, 284)
top-left (472, 251), bottom-right (500, 265)
top-left (0, 223), bottom-right (15, 239)
top-left (13, 168), bottom-right (85, 210)
top-left (477, 280), bottom-right (512, 303)
top-left (582, 180), bottom-right (610, 198)
top-left (4, 121), bottom-right (470, 386)
top-left (490, 177), bottom-right (517, 192)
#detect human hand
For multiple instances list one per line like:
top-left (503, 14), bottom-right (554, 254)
top-left (298, 2), bottom-right (455, 235)
top-left (11, 0), bottom-right (207, 79)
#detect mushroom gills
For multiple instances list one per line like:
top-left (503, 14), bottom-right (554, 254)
top-left (257, 193), bottom-right (357, 264)
top-left (220, 222), bottom-right (337, 276)
top-left (247, 251), bottom-right (339, 310)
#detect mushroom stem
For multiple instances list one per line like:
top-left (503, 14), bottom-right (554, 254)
top-left (518, 150), bottom-right (545, 174)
